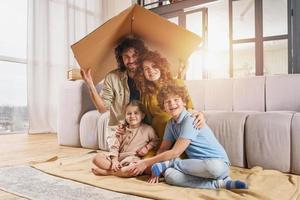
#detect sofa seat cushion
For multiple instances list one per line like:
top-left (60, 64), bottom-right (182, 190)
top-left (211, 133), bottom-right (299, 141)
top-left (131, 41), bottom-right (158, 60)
top-left (80, 110), bottom-right (110, 151)
top-left (80, 110), bottom-right (102, 149)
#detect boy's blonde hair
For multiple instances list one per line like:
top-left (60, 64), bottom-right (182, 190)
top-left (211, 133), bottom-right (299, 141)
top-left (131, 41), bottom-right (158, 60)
top-left (157, 84), bottom-right (189, 110)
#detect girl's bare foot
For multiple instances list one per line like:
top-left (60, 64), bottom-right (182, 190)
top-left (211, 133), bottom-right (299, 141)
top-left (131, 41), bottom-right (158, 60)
top-left (91, 166), bottom-right (133, 177)
top-left (91, 167), bottom-right (110, 176)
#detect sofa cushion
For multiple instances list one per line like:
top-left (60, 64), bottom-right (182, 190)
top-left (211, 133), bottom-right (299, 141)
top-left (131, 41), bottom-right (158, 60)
top-left (233, 76), bottom-right (265, 111)
top-left (204, 111), bottom-right (247, 167)
top-left (245, 112), bottom-right (292, 172)
top-left (291, 113), bottom-right (300, 175)
top-left (204, 79), bottom-right (233, 111)
top-left (266, 74), bottom-right (300, 112)
top-left (58, 81), bottom-right (90, 147)
top-left (185, 80), bottom-right (205, 111)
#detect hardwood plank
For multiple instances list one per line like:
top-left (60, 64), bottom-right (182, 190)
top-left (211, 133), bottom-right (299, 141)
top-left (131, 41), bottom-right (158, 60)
top-left (0, 133), bottom-right (92, 199)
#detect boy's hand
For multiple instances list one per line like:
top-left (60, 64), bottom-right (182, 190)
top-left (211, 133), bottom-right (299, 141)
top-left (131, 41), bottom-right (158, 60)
top-left (137, 146), bottom-right (149, 156)
top-left (128, 160), bottom-right (147, 176)
top-left (111, 160), bottom-right (121, 172)
top-left (191, 111), bottom-right (205, 129)
top-left (148, 173), bottom-right (160, 184)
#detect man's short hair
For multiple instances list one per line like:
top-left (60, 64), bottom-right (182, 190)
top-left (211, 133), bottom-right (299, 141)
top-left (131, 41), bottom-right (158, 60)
top-left (115, 36), bottom-right (147, 71)
top-left (157, 84), bottom-right (189, 110)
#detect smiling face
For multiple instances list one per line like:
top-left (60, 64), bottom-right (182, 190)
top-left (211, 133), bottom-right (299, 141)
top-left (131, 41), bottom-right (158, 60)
top-left (125, 105), bottom-right (145, 128)
top-left (122, 48), bottom-right (139, 73)
top-left (163, 94), bottom-right (186, 120)
top-left (142, 60), bottom-right (161, 82)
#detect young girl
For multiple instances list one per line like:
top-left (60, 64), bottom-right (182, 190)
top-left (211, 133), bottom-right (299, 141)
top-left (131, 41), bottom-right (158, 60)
top-left (91, 100), bottom-right (159, 177)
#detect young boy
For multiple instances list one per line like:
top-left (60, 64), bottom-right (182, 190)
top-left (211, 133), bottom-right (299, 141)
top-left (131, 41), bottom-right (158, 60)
top-left (129, 84), bottom-right (247, 190)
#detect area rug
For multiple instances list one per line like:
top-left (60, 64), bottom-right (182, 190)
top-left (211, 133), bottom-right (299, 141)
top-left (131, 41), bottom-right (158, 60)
top-left (0, 165), bottom-right (147, 200)
top-left (29, 151), bottom-right (300, 200)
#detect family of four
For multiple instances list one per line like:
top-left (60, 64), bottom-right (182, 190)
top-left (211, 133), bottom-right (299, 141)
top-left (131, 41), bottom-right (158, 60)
top-left (80, 36), bottom-right (247, 190)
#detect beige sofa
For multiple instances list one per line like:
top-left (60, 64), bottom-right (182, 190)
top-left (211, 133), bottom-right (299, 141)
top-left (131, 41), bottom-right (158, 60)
top-left (58, 74), bottom-right (300, 175)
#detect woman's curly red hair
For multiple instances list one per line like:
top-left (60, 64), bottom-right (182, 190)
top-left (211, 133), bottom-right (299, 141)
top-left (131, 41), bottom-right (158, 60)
top-left (136, 51), bottom-right (174, 95)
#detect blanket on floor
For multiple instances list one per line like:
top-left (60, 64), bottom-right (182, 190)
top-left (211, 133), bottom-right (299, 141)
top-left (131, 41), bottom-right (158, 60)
top-left (31, 151), bottom-right (300, 200)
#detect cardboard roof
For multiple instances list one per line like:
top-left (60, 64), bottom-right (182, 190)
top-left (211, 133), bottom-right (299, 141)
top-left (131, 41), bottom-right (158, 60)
top-left (71, 4), bottom-right (202, 84)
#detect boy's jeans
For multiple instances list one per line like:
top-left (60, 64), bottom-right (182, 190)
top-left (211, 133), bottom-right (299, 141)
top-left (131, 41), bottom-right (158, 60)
top-left (163, 158), bottom-right (229, 189)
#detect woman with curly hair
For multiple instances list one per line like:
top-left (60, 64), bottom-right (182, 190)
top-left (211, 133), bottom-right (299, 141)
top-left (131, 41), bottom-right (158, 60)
top-left (135, 50), bottom-right (200, 146)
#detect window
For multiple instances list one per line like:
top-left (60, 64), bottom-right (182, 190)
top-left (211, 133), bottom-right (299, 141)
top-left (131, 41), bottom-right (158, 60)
top-left (205, 1), bottom-right (230, 79)
top-left (232, 0), bottom-right (255, 40)
top-left (162, 8), bottom-right (209, 80)
top-left (144, 0), bottom-right (291, 79)
top-left (264, 39), bottom-right (288, 75)
top-left (152, 0), bottom-right (231, 80)
top-left (233, 43), bottom-right (256, 77)
top-left (185, 9), bottom-right (207, 80)
top-left (0, 1), bottom-right (28, 134)
top-left (173, 1), bottom-right (230, 80)
top-left (263, 0), bottom-right (288, 37)
top-left (230, 0), bottom-right (289, 77)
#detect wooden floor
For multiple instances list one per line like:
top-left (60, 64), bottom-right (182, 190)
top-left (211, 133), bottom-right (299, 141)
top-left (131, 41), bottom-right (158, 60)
top-left (0, 133), bottom-right (91, 200)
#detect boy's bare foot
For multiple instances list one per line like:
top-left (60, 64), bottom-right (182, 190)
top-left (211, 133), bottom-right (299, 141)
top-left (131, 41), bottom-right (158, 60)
top-left (91, 167), bottom-right (110, 176)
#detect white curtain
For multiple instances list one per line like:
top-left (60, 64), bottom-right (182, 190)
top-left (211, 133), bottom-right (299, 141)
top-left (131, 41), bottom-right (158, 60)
top-left (27, 0), bottom-right (132, 134)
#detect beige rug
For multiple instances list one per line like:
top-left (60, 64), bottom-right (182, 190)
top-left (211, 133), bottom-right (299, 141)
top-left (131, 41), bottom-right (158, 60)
top-left (31, 151), bottom-right (300, 200)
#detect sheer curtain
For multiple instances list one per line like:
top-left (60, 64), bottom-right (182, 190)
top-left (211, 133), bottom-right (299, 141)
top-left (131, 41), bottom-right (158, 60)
top-left (27, 0), bottom-right (131, 134)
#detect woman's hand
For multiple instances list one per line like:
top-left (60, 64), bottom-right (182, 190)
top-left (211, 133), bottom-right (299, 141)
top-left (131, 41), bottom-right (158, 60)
top-left (80, 68), bottom-right (94, 87)
top-left (115, 123), bottom-right (126, 136)
top-left (128, 160), bottom-right (147, 176)
top-left (191, 111), bottom-right (205, 129)
top-left (111, 160), bottom-right (121, 172)
top-left (148, 173), bottom-right (160, 184)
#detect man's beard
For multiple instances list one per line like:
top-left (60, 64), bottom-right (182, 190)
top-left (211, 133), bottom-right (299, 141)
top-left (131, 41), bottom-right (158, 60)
top-left (126, 64), bottom-right (138, 72)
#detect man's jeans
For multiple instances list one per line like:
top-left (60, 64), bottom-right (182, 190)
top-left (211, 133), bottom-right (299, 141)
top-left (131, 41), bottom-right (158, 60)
top-left (163, 158), bottom-right (229, 189)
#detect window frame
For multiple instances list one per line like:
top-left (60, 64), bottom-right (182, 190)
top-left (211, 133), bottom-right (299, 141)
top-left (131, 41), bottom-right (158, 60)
top-left (152, 7), bottom-right (209, 79)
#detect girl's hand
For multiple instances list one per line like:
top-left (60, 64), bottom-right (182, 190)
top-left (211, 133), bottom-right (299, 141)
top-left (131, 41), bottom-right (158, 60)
top-left (137, 146), bottom-right (149, 156)
top-left (148, 174), bottom-right (160, 184)
top-left (111, 160), bottom-right (121, 172)
top-left (191, 111), bottom-right (205, 129)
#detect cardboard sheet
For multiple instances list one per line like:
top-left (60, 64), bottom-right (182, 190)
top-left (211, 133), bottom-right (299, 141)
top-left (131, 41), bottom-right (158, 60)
top-left (71, 4), bottom-right (202, 84)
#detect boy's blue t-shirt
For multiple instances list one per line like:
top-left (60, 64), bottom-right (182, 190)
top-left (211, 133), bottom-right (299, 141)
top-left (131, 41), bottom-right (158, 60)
top-left (163, 109), bottom-right (229, 163)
